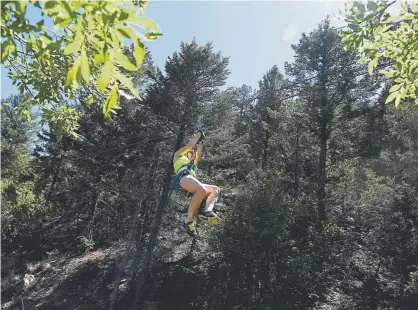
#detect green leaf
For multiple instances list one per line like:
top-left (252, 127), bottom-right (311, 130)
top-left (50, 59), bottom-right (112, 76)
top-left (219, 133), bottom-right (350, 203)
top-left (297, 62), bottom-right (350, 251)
top-left (103, 84), bottom-right (119, 118)
top-left (358, 56), bottom-right (367, 64)
top-left (355, 2), bottom-right (366, 15)
top-left (35, 19), bottom-right (44, 30)
top-left (367, 1), bottom-right (378, 11)
top-left (115, 70), bottom-right (141, 99)
top-left (43, 0), bottom-right (58, 10)
top-left (377, 24), bottom-right (392, 34)
top-left (1, 41), bottom-right (10, 63)
top-left (75, 57), bottom-right (83, 84)
top-left (65, 55), bottom-right (81, 87)
top-left (93, 50), bottom-right (105, 65)
top-left (22, 109), bottom-right (32, 122)
top-left (403, 13), bottom-right (415, 20)
top-left (386, 70), bottom-right (398, 78)
top-left (385, 15), bottom-right (403, 23)
top-left (113, 50), bottom-right (137, 71)
top-left (31, 0), bottom-right (41, 9)
top-left (127, 17), bottom-right (160, 30)
top-left (368, 61), bottom-right (374, 75)
top-left (60, 0), bottom-right (73, 16)
top-left (409, 61), bottom-right (418, 76)
top-left (400, 86), bottom-right (408, 99)
top-left (133, 39), bottom-right (145, 67)
top-left (71, 1), bottom-right (83, 9)
top-left (385, 91), bottom-right (398, 104)
top-left (395, 93), bottom-right (401, 107)
top-left (16, 0), bottom-right (28, 15)
top-left (400, 2), bottom-right (407, 14)
top-left (85, 94), bottom-right (94, 105)
top-left (80, 46), bottom-right (90, 83)
top-left (110, 28), bottom-right (123, 46)
top-left (55, 17), bottom-right (72, 28)
top-left (117, 27), bottom-right (139, 41)
top-left (144, 32), bottom-right (163, 40)
top-left (389, 83), bottom-right (401, 93)
top-left (410, 2), bottom-right (418, 14)
top-left (98, 61), bottom-right (113, 91)
top-left (119, 11), bottom-right (130, 21)
top-left (64, 31), bottom-right (83, 55)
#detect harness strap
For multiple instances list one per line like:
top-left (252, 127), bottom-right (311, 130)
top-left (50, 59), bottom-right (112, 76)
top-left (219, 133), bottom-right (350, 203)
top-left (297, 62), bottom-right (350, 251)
top-left (175, 162), bottom-right (193, 174)
top-left (172, 158), bottom-right (195, 191)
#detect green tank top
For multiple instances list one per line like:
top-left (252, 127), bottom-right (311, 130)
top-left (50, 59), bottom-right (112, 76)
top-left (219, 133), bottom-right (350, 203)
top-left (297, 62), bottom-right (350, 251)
top-left (173, 155), bottom-right (196, 177)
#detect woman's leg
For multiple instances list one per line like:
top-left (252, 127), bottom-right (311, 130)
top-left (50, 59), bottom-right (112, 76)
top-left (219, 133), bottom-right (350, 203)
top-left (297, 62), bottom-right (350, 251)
top-left (203, 184), bottom-right (220, 213)
top-left (179, 175), bottom-right (206, 221)
top-left (198, 184), bottom-right (221, 224)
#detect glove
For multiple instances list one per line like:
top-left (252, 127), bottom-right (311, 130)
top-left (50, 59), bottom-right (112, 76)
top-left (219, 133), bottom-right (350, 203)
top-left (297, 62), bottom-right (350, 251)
top-left (197, 129), bottom-right (205, 143)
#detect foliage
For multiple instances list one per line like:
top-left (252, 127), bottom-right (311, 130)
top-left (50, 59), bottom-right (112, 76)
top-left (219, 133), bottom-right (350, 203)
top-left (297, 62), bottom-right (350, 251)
top-left (1, 0), bottom-right (162, 138)
top-left (1, 95), bottom-right (51, 255)
top-left (339, 0), bottom-right (418, 107)
top-left (2, 17), bottom-right (418, 310)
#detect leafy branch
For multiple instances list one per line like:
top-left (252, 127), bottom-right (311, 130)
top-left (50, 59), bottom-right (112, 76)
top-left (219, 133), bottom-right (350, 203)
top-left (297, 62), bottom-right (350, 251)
top-left (339, 0), bottom-right (418, 107)
top-left (1, 0), bottom-right (163, 138)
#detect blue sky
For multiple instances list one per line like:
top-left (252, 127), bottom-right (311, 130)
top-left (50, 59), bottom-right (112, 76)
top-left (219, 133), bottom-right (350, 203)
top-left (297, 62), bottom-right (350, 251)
top-left (1, 0), bottom-right (351, 99)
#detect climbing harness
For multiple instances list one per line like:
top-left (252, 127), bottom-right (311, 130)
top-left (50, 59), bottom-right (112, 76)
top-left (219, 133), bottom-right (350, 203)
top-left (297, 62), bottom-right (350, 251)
top-left (172, 158), bottom-right (195, 192)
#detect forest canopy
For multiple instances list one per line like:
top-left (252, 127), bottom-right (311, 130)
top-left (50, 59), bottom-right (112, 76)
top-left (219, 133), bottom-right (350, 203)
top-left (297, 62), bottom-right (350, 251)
top-left (1, 1), bottom-right (418, 309)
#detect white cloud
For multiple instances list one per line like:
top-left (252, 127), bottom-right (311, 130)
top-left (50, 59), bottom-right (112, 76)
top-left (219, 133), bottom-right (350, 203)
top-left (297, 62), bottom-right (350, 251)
top-left (282, 23), bottom-right (298, 42)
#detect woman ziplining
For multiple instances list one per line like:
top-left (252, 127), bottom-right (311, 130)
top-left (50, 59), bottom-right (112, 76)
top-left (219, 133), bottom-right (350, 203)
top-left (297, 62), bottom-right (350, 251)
top-left (172, 130), bottom-right (222, 237)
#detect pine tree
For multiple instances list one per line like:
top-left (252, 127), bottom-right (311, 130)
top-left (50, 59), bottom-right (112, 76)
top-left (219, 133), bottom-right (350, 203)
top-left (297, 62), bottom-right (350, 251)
top-left (285, 19), bottom-right (373, 222)
top-left (249, 65), bottom-right (286, 170)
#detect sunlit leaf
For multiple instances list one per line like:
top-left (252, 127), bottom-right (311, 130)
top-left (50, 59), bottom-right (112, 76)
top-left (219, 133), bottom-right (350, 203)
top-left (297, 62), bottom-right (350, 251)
top-left (144, 32), bottom-right (163, 40)
top-left (395, 93), bottom-right (401, 107)
top-left (43, 0), bottom-right (59, 10)
top-left (368, 61), bottom-right (374, 75)
top-left (31, 0), bottom-right (41, 9)
top-left (133, 39), bottom-right (145, 67)
top-left (127, 17), bottom-right (160, 30)
top-left (385, 91), bottom-right (398, 104)
top-left (80, 46), bottom-right (90, 83)
top-left (55, 17), bottom-right (72, 28)
top-left (103, 84), bottom-right (119, 118)
top-left (367, 1), bottom-right (378, 11)
top-left (384, 15), bottom-right (403, 23)
top-left (61, 0), bottom-right (73, 16)
top-left (63, 31), bottom-right (83, 55)
top-left (355, 2), bottom-right (365, 15)
top-left (394, 78), bottom-right (403, 83)
top-left (389, 83), bottom-right (401, 93)
top-left (115, 70), bottom-right (141, 99)
top-left (98, 61), bottom-right (113, 91)
top-left (409, 61), bottom-right (418, 75)
top-left (2, 0), bottom-right (160, 137)
top-left (117, 27), bottom-right (139, 41)
top-left (65, 55), bottom-right (81, 87)
top-left (400, 86), bottom-right (408, 99)
top-left (410, 2), bottom-right (418, 14)
top-left (93, 50), bottom-right (105, 65)
top-left (113, 50), bottom-right (137, 71)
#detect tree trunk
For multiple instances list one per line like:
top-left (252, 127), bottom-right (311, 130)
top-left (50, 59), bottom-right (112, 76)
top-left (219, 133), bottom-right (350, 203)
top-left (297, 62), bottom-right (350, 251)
top-left (46, 155), bottom-right (62, 201)
top-left (294, 123), bottom-right (300, 197)
top-left (318, 110), bottom-right (327, 222)
top-left (262, 130), bottom-right (270, 170)
top-left (132, 124), bottom-right (187, 308)
top-left (132, 152), bottom-right (161, 271)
